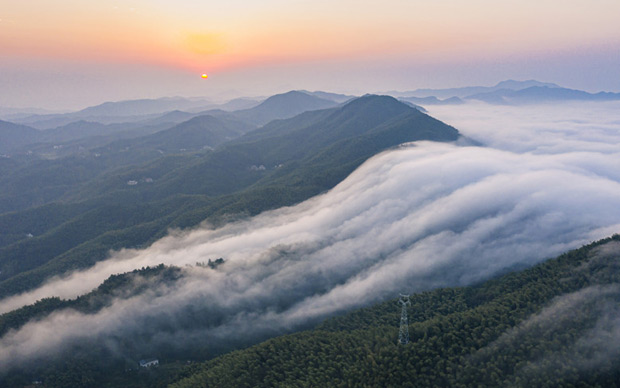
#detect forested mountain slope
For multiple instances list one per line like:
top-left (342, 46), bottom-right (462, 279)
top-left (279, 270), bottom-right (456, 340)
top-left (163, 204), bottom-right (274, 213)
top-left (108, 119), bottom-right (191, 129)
top-left (0, 95), bottom-right (460, 301)
top-left (0, 120), bottom-right (40, 153)
top-left (170, 234), bottom-right (620, 388)
top-left (1, 234), bottom-right (617, 386)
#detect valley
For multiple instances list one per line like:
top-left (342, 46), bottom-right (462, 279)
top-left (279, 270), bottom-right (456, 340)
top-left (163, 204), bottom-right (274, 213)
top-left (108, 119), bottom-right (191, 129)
top-left (0, 86), bottom-right (619, 387)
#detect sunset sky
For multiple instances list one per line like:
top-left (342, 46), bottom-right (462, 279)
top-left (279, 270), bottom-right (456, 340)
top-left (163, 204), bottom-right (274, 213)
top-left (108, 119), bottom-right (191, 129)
top-left (1, 0), bottom-right (619, 110)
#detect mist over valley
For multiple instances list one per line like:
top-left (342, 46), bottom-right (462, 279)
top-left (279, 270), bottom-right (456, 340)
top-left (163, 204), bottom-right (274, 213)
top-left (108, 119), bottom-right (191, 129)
top-left (0, 87), bottom-right (619, 387)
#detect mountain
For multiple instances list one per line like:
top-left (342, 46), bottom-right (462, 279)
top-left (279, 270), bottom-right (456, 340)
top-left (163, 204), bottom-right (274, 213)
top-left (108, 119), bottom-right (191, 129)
top-left (301, 90), bottom-right (357, 103)
top-left (0, 95), bottom-right (460, 299)
top-left (391, 79), bottom-right (560, 99)
top-left (0, 119), bottom-right (163, 157)
top-left (39, 120), bottom-right (111, 143)
top-left (1, 231), bottom-right (618, 387)
top-left (12, 92), bottom-right (333, 132)
top-left (0, 106), bottom-right (63, 121)
top-left (229, 90), bottom-right (339, 126)
top-left (102, 114), bottom-right (253, 154)
top-left (71, 96), bottom-right (261, 117)
top-left (466, 86), bottom-right (620, 105)
top-left (390, 80), bottom-right (620, 106)
top-left (116, 94), bottom-right (459, 200)
top-left (169, 234), bottom-right (620, 388)
top-left (19, 120), bottom-right (203, 162)
top-left (75, 97), bottom-right (213, 117)
top-left (14, 92), bottom-right (335, 130)
top-left (399, 96), bottom-right (465, 105)
top-left (0, 114), bottom-right (251, 215)
top-left (212, 97), bottom-right (262, 111)
top-left (493, 79), bottom-right (559, 90)
top-left (0, 120), bottom-right (40, 154)
top-left (14, 111), bottom-right (164, 130)
top-left (0, 91), bottom-right (345, 215)
top-left (142, 110), bottom-right (197, 126)
top-left (12, 97), bottom-right (215, 129)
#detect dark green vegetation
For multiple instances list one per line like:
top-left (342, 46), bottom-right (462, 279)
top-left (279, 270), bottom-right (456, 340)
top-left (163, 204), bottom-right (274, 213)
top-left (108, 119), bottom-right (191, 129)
top-left (0, 94), bottom-right (458, 299)
top-left (0, 264), bottom-right (182, 339)
top-left (0, 265), bottom-right (189, 388)
top-left (3, 235), bottom-right (618, 387)
top-left (170, 235), bottom-right (620, 388)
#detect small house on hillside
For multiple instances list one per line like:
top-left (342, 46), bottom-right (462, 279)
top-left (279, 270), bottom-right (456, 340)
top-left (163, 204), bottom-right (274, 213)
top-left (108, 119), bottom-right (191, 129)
top-left (139, 359), bottom-right (159, 368)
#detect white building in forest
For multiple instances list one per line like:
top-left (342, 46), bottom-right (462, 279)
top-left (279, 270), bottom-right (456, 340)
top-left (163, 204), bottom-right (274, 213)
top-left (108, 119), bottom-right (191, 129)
top-left (139, 359), bottom-right (159, 368)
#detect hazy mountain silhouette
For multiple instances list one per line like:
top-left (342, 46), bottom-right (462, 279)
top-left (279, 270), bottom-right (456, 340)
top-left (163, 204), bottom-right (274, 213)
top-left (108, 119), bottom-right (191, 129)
top-left (0, 120), bottom-right (40, 154)
top-left (214, 97), bottom-right (262, 111)
top-left (107, 114), bottom-right (253, 154)
top-left (74, 97), bottom-right (213, 117)
top-left (38, 120), bottom-right (110, 143)
top-left (14, 97), bottom-right (215, 129)
top-left (399, 96), bottom-right (465, 105)
top-left (300, 90), bottom-right (356, 103)
top-left (223, 90), bottom-right (338, 126)
top-left (391, 79), bottom-right (560, 99)
top-left (466, 86), bottom-right (620, 104)
top-left (1, 92), bottom-right (340, 157)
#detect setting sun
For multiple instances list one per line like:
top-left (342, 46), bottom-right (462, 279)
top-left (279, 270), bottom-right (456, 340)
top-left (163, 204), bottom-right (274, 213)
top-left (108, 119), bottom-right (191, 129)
top-left (201, 73), bottom-right (208, 79)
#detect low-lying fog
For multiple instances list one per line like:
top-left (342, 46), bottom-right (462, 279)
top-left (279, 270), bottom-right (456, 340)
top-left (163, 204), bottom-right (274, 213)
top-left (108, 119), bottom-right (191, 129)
top-left (1, 101), bottom-right (620, 367)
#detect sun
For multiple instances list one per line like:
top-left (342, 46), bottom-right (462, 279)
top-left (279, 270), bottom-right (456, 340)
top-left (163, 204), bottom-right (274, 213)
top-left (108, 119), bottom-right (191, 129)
top-left (201, 73), bottom-right (208, 79)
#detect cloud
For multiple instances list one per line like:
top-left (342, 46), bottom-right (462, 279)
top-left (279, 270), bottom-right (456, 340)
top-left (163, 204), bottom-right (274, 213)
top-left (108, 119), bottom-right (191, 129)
top-left (455, 236), bottom-right (620, 385)
top-left (467, 277), bottom-right (620, 385)
top-left (1, 101), bottom-right (620, 367)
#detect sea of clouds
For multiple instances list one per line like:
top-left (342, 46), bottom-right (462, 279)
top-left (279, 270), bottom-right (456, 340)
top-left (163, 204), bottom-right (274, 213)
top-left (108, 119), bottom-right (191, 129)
top-left (1, 101), bottom-right (620, 367)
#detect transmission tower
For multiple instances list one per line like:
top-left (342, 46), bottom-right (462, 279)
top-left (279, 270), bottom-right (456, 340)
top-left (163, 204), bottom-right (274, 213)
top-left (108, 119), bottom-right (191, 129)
top-left (398, 294), bottom-right (411, 345)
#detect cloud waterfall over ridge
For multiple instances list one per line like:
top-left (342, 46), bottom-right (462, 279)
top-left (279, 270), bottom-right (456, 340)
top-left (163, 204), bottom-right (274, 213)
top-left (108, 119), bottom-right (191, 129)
top-left (1, 101), bottom-right (620, 365)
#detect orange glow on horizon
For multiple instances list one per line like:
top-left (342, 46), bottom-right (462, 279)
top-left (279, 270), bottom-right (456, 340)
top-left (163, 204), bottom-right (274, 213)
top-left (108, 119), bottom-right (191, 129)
top-left (3, 0), bottom-right (620, 82)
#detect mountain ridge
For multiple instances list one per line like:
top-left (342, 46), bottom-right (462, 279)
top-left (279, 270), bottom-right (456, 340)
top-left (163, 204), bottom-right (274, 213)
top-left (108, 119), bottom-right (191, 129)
top-left (169, 234), bottom-right (620, 388)
top-left (388, 79), bottom-right (560, 98)
top-left (466, 85), bottom-right (620, 104)
top-left (0, 94), bottom-right (460, 300)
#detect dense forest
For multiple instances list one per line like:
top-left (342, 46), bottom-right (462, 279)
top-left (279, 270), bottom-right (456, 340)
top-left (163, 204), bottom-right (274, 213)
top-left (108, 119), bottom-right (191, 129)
top-left (2, 91), bottom-right (619, 387)
top-left (170, 235), bottom-right (620, 388)
top-left (1, 235), bottom-right (618, 387)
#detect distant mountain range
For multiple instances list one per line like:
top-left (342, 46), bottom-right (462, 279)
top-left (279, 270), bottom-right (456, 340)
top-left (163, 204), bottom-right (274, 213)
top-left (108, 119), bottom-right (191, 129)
top-left (7, 97), bottom-right (259, 130)
top-left (4, 91), bottom-right (347, 130)
top-left (399, 96), bottom-right (465, 106)
top-left (0, 91), bottom-right (340, 157)
top-left (390, 80), bottom-right (620, 106)
top-left (219, 90), bottom-right (338, 126)
top-left (389, 79), bottom-right (561, 99)
top-left (1, 86), bottom-right (619, 387)
top-left (3, 81), bottom-right (619, 132)
top-left (466, 86), bottom-right (620, 104)
top-left (2, 81), bottom-right (619, 158)
top-left (11, 97), bottom-right (214, 129)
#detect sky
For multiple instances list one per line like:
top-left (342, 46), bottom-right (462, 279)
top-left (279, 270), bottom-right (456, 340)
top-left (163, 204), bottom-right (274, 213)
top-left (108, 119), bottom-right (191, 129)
top-left (1, 0), bottom-right (620, 110)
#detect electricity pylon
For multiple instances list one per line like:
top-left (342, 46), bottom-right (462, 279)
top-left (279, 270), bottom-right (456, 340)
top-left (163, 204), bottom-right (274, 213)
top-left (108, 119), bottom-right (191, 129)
top-left (398, 294), bottom-right (411, 345)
